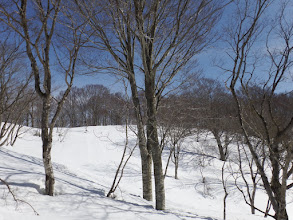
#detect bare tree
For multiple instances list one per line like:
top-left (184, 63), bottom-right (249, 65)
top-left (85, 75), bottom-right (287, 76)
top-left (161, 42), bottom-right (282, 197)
top-left (0, 33), bottom-right (33, 146)
top-left (231, 139), bottom-right (265, 215)
top-left (57, 84), bottom-right (128, 127)
top-left (158, 95), bottom-right (191, 179)
top-left (225, 1), bottom-right (293, 219)
top-left (181, 77), bottom-right (238, 161)
top-left (107, 120), bottom-right (136, 198)
top-left (74, 0), bottom-right (229, 210)
top-left (132, 0), bottom-right (230, 210)
top-left (0, 0), bottom-right (84, 196)
top-left (73, 0), bottom-right (153, 202)
top-left (221, 161), bottom-right (229, 220)
top-left (166, 127), bottom-right (189, 179)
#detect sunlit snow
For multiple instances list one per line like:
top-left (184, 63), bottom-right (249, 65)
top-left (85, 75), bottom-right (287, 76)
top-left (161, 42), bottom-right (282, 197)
top-left (0, 126), bottom-right (292, 219)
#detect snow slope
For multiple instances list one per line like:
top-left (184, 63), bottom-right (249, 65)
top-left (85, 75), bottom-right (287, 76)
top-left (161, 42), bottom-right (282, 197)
top-left (0, 126), bottom-right (292, 220)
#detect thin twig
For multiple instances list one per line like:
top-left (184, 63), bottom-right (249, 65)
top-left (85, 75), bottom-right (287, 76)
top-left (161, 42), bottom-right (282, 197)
top-left (0, 178), bottom-right (39, 215)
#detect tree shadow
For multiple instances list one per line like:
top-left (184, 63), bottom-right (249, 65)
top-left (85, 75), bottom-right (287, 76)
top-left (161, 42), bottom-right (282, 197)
top-left (3, 181), bottom-right (43, 194)
top-left (0, 148), bottom-right (105, 197)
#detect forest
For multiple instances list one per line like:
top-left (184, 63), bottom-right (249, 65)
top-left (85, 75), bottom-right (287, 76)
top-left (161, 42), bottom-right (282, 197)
top-left (0, 0), bottom-right (293, 220)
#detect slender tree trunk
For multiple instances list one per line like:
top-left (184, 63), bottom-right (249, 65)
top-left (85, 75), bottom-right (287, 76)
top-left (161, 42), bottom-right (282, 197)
top-left (140, 146), bottom-right (152, 200)
top-left (30, 104), bottom-right (34, 128)
top-left (145, 85), bottom-right (165, 210)
top-left (174, 158), bottom-right (179, 180)
top-left (41, 97), bottom-right (55, 196)
top-left (164, 148), bottom-right (173, 178)
top-left (174, 146), bottom-right (179, 179)
top-left (250, 182), bottom-right (256, 214)
top-left (212, 130), bottom-right (226, 161)
top-left (43, 139), bottom-right (54, 195)
top-left (222, 161), bottom-right (228, 220)
top-left (147, 120), bottom-right (165, 210)
top-left (137, 124), bottom-right (153, 201)
top-left (129, 75), bottom-right (153, 201)
top-left (270, 145), bottom-right (288, 220)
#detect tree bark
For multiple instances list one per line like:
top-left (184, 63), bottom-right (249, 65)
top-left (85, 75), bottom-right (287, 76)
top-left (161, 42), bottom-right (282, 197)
top-left (164, 148), bottom-right (173, 178)
top-left (212, 130), bottom-right (226, 161)
top-left (145, 83), bottom-right (165, 210)
top-left (129, 75), bottom-right (153, 201)
top-left (174, 157), bottom-right (179, 180)
top-left (174, 144), bottom-right (179, 179)
top-left (147, 119), bottom-right (165, 210)
top-left (139, 138), bottom-right (153, 201)
top-left (250, 181), bottom-right (256, 214)
top-left (270, 144), bottom-right (288, 220)
top-left (41, 97), bottom-right (55, 196)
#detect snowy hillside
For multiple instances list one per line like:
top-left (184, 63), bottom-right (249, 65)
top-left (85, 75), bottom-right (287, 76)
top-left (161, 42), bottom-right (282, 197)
top-left (0, 126), bottom-right (292, 220)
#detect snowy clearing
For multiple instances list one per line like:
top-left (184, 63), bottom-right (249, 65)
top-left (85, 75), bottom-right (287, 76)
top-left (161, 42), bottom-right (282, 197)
top-left (0, 126), bottom-right (292, 220)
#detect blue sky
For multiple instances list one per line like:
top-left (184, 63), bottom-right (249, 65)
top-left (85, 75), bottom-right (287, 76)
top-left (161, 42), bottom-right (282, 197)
top-left (58, 0), bottom-right (293, 95)
top-left (197, 0), bottom-right (293, 94)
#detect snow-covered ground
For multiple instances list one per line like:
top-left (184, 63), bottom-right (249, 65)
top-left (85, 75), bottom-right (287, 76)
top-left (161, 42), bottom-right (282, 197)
top-left (0, 126), bottom-right (292, 220)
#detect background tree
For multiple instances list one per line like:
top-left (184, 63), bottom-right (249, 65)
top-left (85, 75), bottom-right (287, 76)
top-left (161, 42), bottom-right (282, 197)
top-left (0, 33), bottom-right (33, 145)
top-left (182, 77), bottom-right (238, 161)
top-left (158, 95), bottom-right (192, 179)
top-left (57, 84), bottom-right (128, 127)
top-left (232, 138), bottom-right (265, 215)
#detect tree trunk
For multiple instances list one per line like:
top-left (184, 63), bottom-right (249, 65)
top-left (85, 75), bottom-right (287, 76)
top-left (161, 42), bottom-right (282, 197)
top-left (137, 121), bottom-right (152, 201)
top-left (43, 138), bottom-right (54, 195)
top-left (270, 145), bottom-right (288, 220)
top-left (274, 201), bottom-right (288, 220)
top-left (145, 85), bottom-right (165, 210)
top-left (41, 97), bottom-right (55, 196)
top-left (147, 120), bottom-right (165, 210)
top-left (272, 180), bottom-right (288, 220)
top-left (129, 75), bottom-right (153, 201)
top-left (250, 182), bottom-right (256, 214)
top-left (212, 130), bottom-right (226, 161)
top-left (174, 158), bottom-right (179, 180)
top-left (222, 162), bottom-right (228, 220)
top-left (174, 147), bottom-right (179, 179)
top-left (164, 147), bottom-right (173, 178)
top-left (140, 142), bottom-right (153, 201)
